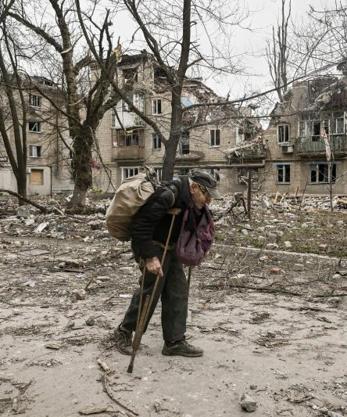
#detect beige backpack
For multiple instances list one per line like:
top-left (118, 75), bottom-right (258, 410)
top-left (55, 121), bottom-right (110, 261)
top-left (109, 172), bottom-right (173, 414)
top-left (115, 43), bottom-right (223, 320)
top-left (106, 172), bottom-right (157, 241)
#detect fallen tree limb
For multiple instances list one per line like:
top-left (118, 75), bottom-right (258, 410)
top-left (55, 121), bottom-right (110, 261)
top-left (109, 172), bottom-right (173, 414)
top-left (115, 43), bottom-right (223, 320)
top-left (0, 188), bottom-right (48, 213)
top-left (202, 283), bottom-right (302, 296)
top-left (101, 373), bottom-right (138, 416)
top-left (313, 293), bottom-right (347, 298)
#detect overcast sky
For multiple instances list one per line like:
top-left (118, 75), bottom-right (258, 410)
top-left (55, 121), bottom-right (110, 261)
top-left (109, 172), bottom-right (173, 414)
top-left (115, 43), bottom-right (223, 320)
top-left (113, 0), bottom-right (337, 100)
top-left (210, 0), bottom-right (338, 99)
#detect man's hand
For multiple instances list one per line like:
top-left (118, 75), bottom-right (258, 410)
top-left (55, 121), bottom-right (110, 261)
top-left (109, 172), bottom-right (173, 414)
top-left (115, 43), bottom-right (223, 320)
top-left (145, 257), bottom-right (163, 277)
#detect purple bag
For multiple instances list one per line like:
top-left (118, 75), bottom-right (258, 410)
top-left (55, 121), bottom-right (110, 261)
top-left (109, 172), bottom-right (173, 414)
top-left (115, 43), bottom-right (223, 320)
top-left (176, 207), bottom-right (215, 266)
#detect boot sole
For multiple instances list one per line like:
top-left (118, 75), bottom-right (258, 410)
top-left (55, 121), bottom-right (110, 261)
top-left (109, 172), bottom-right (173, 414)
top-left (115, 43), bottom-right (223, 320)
top-left (115, 346), bottom-right (132, 356)
top-left (162, 350), bottom-right (203, 357)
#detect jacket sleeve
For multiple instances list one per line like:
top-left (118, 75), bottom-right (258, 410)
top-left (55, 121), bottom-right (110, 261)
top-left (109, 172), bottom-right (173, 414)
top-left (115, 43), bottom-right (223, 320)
top-left (130, 188), bottom-right (175, 260)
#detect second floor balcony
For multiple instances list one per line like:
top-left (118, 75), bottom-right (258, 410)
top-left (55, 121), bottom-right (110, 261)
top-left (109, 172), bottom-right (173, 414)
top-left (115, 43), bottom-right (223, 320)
top-left (175, 149), bottom-right (205, 162)
top-left (111, 128), bottom-right (145, 161)
top-left (227, 142), bottom-right (267, 162)
top-left (296, 134), bottom-right (347, 157)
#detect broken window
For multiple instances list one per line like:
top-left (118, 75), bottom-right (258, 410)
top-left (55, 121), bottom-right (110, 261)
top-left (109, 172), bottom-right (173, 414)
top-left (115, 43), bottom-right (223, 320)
top-left (116, 129), bottom-right (141, 146)
top-left (181, 96), bottom-right (193, 108)
top-left (125, 131), bottom-right (139, 146)
top-left (236, 126), bottom-right (245, 144)
top-left (277, 124), bottom-right (289, 143)
top-left (122, 167), bottom-right (139, 180)
top-left (152, 133), bottom-right (161, 150)
top-left (30, 169), bottom-right (44, 185)
top-left (210, 129), bottom-right (221, 147)
top-left (311, 121), bottom-right (321, 142)
top-left (28, 121), bottom-right (41, 133)
top-left (277, 164), bottom-right (290, 184)
top-left (29, 145), bottom-right (42, 158)
top-left (310, 163), bottom-right (336, 184)
top-left (152, 98), bottom-right (162, 115)
top-left (122, 68), bottom-right (138, 82)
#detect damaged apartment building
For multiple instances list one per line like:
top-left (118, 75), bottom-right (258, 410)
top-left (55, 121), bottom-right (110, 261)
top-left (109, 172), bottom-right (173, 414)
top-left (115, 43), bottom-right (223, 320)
top-left (94, 51), bottom-right (263, 194)
top-left (0, 76), bottom-right (73, 195)
top-left (263, 62), bottom-right (347, 195)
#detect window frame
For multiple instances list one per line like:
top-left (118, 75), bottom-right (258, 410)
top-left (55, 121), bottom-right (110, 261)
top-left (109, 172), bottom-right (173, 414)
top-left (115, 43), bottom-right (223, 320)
top-left (29, 145), bottom-right (42, 158)
top-left (332, 112), bottom-right (345, 134)
top-left (276, 163), bottom-right (291, 184)
top-left (277, 124), bottom-right (290, 144)
top-left (152, 133), bottom-right (162, 150)
top-left (210, 128), bottom-right (221, 147)
top-left (28, 121), bottom-right (42, 133)
top-left (29, 94), bottom-right (42, 108)
top-left (121, 166), bottom-right (140, 181)
top-left (152, 98), bottom-right (162, 115)
top-left (310, 163), bottom-right (336, 184)
top-left (179, 130), bottom-right (190, 154)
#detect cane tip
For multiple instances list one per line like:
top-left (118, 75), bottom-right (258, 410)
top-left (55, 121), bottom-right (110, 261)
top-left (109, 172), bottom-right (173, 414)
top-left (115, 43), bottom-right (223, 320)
top-left (127, 364), bottom-right (133, 373)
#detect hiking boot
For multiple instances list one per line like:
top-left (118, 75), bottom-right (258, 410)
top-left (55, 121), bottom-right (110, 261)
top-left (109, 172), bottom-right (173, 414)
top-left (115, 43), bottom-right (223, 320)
top-left (113, 326), bottom-right (132, 355)
top-left (162, 340), bottom-right (203, 357)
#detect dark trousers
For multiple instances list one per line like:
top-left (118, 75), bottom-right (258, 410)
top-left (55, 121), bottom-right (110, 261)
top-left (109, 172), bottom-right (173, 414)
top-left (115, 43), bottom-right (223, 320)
top-left (121, 248), bottom-right (188, 343)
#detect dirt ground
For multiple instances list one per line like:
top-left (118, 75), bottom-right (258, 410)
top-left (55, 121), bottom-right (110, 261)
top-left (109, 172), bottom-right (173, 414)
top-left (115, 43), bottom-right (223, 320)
top-left (0, 195), bottom-right (346, 417)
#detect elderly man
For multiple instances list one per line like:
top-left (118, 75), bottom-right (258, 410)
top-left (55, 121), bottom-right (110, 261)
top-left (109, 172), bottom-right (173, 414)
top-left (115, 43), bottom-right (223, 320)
top-left (113, 169), bottom-right (220, 357)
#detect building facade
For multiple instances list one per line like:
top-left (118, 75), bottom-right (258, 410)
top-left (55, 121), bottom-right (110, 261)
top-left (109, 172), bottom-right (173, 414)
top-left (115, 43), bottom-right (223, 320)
top-left (94, 52), bottom-right (263, 194)
top-left (0, 77), bottom-right (73, 195)
top-left (263, 70), bottom-right (347, 196)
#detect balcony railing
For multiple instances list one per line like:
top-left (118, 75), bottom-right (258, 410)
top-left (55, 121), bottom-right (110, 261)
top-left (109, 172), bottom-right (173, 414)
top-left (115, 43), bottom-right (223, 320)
top-left (227, 143), bottom-right (266, 161)
top-left (296, 134), bottom-right (347, 156)
top-left (112, 145), bottom-right (145, 160)
top-left (175, 150), bottom-right (205, 162)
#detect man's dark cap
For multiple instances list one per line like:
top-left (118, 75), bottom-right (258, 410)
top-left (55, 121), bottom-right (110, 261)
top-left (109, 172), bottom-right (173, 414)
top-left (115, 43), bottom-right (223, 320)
top-left (188, 169), bottom-right (221, 199)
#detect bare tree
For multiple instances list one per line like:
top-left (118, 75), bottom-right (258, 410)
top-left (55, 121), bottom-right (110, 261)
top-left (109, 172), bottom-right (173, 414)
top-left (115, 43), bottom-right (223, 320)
top-left (266, 0), bottom-right (292, 102)
top-left (7, 0), bottom-right (131, 209)
top-left (0, 20), bottom-right (28, 201)
top-left (293, 2), bottom-right (347, 74)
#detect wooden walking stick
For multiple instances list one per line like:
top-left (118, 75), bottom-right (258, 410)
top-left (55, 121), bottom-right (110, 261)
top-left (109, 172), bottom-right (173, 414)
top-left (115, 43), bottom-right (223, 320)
top-left (127, 209), bottom-right (180, 374)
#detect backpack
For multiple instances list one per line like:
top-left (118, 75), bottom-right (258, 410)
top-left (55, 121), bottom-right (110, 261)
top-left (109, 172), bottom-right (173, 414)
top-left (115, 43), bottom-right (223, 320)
top-left (175, 206), bottom-right (215, 266)
top-left (106, 169), bottom-right (178, 241)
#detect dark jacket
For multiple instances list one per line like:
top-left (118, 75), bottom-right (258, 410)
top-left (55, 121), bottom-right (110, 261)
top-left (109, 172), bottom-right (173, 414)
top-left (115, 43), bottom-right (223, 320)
top-left (130, 175), bottom-right (193, 260)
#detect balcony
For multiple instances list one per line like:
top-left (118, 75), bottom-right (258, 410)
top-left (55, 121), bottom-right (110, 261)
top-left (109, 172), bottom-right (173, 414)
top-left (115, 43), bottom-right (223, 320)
top-left (111, 128), bottom-right (145, 161)
top-left (296, 134), bottom-right (347, 157)
top-left (227, 143), bottom-right (266, 162)
top-left (175, 150), bottom-right (205, 163)
top-left (112, 145), bottom-right (145, 161)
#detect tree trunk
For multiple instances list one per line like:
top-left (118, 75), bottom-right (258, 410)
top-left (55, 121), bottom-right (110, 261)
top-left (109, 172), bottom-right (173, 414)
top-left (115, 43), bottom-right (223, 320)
top-left (68, 127), bottom-right (93, 208)
top-left (16, 170), bottom-right (27, 205)
top-left (162, 88), bottom-right (183, 181)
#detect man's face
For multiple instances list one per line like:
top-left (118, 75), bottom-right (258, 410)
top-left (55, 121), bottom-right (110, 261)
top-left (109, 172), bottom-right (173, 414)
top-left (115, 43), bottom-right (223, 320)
top-left (190, 182), bottom-right (212, 209)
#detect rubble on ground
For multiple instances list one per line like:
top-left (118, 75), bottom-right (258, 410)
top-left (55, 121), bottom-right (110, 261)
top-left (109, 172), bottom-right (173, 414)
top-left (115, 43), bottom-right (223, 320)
top-left (0, 191), bottom-right (346, 416)
top-left (0, 192), bottom-right (346, 259)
